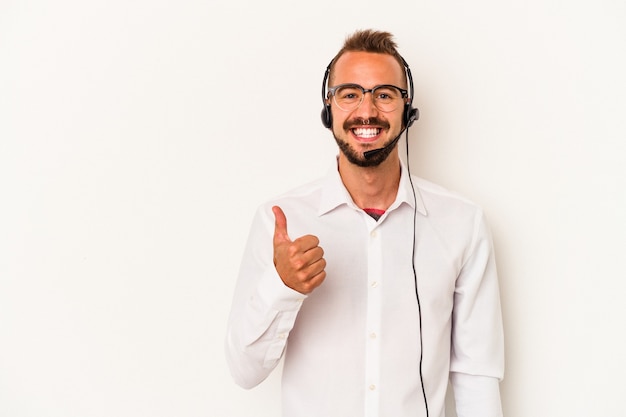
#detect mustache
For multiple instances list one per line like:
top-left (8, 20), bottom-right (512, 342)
top-left (343, 117), bottom-right (390, 130)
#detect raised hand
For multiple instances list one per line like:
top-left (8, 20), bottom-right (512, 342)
top-left (272, 206), bottom-right (327, 294)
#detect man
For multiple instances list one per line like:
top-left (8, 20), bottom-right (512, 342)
top-left (225, 29), bottom-right (504, 417)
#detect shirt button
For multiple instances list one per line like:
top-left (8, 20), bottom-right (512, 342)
top-left (369, 332), bottom-right (377, 339)
top-left (370, 230), bottom-right (378, 238)
top-left (370, 281), bottom-right (378, 288)
top-left (369, 384), bottom-right (376, 391)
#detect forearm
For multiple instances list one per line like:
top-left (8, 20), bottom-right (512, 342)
top-left (225, 267), bottom-right (305, 389)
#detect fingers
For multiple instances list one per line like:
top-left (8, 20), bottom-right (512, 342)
top-left (287, 240), bottom-right (324, 271)
top-left (297, 268), bottom-right (327, 294)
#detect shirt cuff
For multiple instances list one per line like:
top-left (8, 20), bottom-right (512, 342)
top-left (450, 372), bottom-right (503, 417)
top-left (256, 267), bottom-right (308, 312)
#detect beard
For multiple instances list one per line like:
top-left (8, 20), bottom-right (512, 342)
top-left (332, 117), bottom-right (399, 167)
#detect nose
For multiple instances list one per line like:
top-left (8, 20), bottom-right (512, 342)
top-left (353, 91), bottom-right (379, 119)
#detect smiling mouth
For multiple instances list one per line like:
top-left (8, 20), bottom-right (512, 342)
top-left (351, 127), bottom-right (381, 139)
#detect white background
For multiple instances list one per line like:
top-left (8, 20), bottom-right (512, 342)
top-left (1, 1), bottom-right (625, 416)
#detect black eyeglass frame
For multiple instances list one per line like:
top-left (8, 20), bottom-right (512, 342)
top-left (326, 83), bottom-right (409, 112)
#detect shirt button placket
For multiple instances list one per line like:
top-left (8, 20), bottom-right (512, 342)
top-left (365, 225), bottom-right (382, 417)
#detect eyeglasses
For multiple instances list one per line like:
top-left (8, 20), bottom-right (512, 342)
top-left (327, 83), bottom-right (408, 113)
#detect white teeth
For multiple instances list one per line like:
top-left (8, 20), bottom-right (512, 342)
top-left (352, 128), bottom-right (380, 138)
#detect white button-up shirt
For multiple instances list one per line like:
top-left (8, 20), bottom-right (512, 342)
top-left (225, 161), bottom-right (504, 417)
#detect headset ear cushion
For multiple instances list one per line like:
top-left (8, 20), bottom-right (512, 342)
top-left (405, 106), bottom-right (419, 127)
top-left (321, 105), bottom-right (332, 129)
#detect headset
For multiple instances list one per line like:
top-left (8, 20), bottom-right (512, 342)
top-left (320, 53), bottom-right (429, 417)
top-left (320, 55), bottom-right (419, 130)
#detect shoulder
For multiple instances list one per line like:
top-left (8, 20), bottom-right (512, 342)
top-left (410, 176), bottom-right (494, 261)
top-left (250, 176), bottom-right (328, 225)
top-left (412, 175), bottom-right (482, 212)
top-left (410, 175), bottom-right (486, 233)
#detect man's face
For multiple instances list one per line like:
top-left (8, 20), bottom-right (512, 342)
top-left (328, 51), bottom-right (407, 167)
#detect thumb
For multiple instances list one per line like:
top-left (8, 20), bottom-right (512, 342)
top-left (272, 206), bottom-right (291, 244)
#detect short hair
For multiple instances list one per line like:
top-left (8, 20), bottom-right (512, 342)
top-left (328, 29), bottom-right (407, 87)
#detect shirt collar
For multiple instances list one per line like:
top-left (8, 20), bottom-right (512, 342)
top-left (317, 158), bottom-right (428, 217)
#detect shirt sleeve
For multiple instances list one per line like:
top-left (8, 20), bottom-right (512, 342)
top-left (224, 205), bottom-right (307, 389)
top-left (450, 209), bottom-right (505, 414)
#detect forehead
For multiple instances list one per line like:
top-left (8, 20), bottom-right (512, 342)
top-left (331, 51), bottom-right (405, 87)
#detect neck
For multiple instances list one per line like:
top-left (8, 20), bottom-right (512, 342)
top-left (337, 151), bottom-right (401, 211)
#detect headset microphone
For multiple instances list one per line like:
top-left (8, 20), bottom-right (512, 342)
top-left (363, 126), bottom-right (406, 160)
top-left (362, 104), bottom-right (418, 160)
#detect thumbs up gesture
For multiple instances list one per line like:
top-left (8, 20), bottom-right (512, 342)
top-left (272, 206), bottom-right (327, 294)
